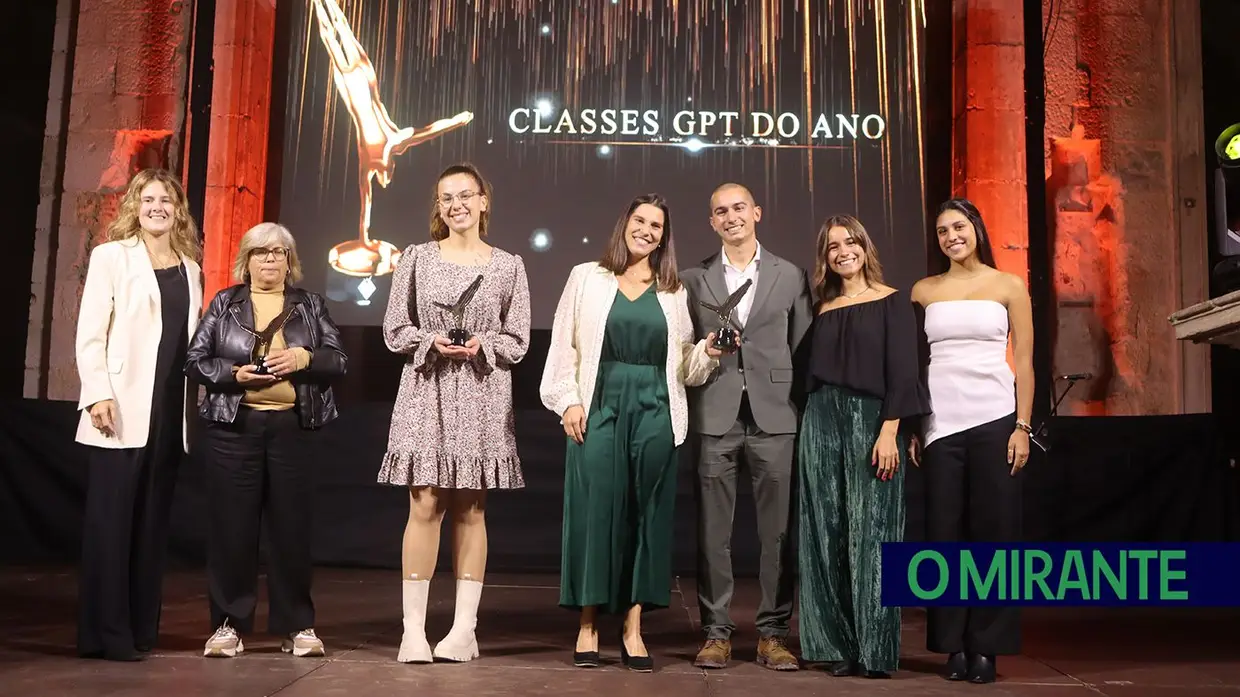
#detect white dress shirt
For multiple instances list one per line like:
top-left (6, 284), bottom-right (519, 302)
top-left (721, 243), bottom-right (761, 326)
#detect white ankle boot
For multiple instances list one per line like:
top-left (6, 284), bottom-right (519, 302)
top-left (397, 579), bottom-right (433, 663)
top-left (432, 579), bottom-right (482, 662)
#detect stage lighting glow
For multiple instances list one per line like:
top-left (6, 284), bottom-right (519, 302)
top-left (530, 229), bottom-right (552, 251)
top-left (1215, 124), bottom-right (1240, 168)
top-left (582, 237), bottom-right (590, 244)
top-left (597, 144), bottom-right (611, 157)
top-left (540, 24), bottom-right (551, 35)
top-left (536, 99), bottom-right (553, 117)
top-left (681, 138), bottom-right (706, 153)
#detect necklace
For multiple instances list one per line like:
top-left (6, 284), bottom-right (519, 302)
top-left (439, 241), bottom-right (489, 266)
top-left (146, 246), bottom-right (178, 269)
top-left (841, 285), bottom-right (871, 299)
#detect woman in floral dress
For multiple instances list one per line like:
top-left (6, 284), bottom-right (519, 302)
top-left (379, 162), bottom-right (531, 664)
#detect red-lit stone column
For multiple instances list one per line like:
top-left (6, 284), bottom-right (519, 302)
top-left (951, 0), bottom-right (1030, 284)
top-left (201, 0), bottom-right (277, 302)
top-left (25, 0), bottom-right (193, 399)
top-left (1041, 0), bottom-right (1209, 415)
top-left (951, 0), bottom-right (1029, 374)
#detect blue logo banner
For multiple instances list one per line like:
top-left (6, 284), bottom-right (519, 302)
top-left (880, 543), bottom-right (1240, 607)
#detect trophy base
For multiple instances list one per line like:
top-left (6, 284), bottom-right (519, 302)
top-left (712, 327), bottom-right (739, 352)
top-left (448, 328), bottom-right (472, 347)
top-left (328, 238), bottom-right (402, 277)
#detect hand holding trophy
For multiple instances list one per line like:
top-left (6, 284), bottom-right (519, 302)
top-left (700, 279), bottom-right (752, 354)
top-left (250, 306), bottom-right (296, 376)
top-left (433, 274), bottom-right (484, 355)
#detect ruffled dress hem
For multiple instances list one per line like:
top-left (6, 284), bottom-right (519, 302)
top-left (376, 452), bottom-right (525, 489)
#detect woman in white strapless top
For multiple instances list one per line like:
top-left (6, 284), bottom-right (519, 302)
top-left (921, 300), bottom-right (1016, 446)
top-left (909, 198), bottom-right (1036, 685)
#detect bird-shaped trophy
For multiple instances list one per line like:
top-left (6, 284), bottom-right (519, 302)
top-left (434, 274), bottom-right (484, 346)
top-left (700, 279), bottom-right (752, 353)
top-left (249, 306), bottom-right (296, 375)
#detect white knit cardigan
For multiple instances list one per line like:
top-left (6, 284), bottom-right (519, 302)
top-left (539, 262), bottom-right (719, 446)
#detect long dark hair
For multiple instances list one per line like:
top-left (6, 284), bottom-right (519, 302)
top-left (932, 197), bottom-right (996, 274)
top-left (812, 214), bottom-right (886, 304)
top-left (429, 162), bottom-right (492, 241)
top-left (598, 193), bottom-right (681, 292)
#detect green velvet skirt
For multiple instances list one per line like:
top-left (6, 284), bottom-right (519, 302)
top-left (796, 384), bottom-right (907, 672)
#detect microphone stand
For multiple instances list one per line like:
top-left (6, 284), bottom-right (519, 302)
top-left (1030, 375), bottom-right (1087, 453)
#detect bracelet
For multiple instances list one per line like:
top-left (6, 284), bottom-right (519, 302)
top-left (1015, 419), bottom-right (1033, 434)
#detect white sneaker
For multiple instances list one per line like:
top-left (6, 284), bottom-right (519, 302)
top-left (282, 628), bottom-right (326, 657)
top-left (204, 621), bottom-right (244, 658)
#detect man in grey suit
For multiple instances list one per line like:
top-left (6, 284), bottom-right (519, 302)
top-left (681, 183), bottom-right (814, 671)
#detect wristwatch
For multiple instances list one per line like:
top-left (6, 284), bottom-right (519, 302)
top-left (1015, 419), bottom-right (1033, 434)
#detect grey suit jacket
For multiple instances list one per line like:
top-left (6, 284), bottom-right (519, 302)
top-left (681, 248), bottom-right (814, 437)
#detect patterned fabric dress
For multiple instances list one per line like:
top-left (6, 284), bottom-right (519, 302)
top-left (378, 241), bottom-right (531, 489)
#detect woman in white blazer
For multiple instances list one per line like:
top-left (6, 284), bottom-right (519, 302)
top-left (74, 168), bottom-right (203, 662)
top-left (541, 193), bottom-right (723, 672)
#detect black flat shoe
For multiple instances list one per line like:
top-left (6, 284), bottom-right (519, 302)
top-left (573, 650), bottom-right (600, 667)
top-left (967, 654), bottom-right (996, 684)
top-left (620, 640), bottom-right (653, 673)
top-left (944, 651), bottom-right (968, 680)
top-left (829, 660), bottom-right (860, 676)
top-left (864, 670), bottom-right (891, 679)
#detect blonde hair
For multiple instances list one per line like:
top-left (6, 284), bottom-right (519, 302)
top-left (107, 168), bottom-right (201, 262)
top-left (232, 222), bottom-right (303, 284)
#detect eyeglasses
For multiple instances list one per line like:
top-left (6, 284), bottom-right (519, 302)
top-left (250, 247), bottom-right (288, 260)
top-left (437, 191), bottom-right (480, 208)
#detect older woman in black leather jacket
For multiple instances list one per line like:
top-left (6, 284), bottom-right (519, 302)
top-left (185, 222), bottom-right (346, 659)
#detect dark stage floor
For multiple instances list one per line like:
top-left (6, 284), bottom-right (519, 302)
top-left (1, 567), bottom-right (1238, 696)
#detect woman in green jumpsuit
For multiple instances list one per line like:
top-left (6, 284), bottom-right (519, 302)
top-left (540, 193), bottom-right (722, 672)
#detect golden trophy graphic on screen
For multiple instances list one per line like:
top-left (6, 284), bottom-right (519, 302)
top-left (311, 0), bottom-right (473, 278)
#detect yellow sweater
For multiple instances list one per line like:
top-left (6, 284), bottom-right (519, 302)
top-left (243, 286), bottom-right (311, 411)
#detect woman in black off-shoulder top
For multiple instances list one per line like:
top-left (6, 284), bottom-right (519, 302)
top-left (795, 215), bottom-right (929, 679)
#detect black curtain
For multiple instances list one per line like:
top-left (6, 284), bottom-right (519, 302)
top-left (4, 397), bottom-right (1236, 573)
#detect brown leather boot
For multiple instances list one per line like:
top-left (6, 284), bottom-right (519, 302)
top-left (756, 636), bottom-right (799, 671)
top-left (693, 638), bottom-right (731, 669)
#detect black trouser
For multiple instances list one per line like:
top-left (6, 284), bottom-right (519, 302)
top-left (695, 395), bottom-right (797, 640)
top-left (204, 408), bottom-right (314, 636)
top-left (922, 412), bottom-right (1022, 656)
top-left (77, 405), bottom-right (182, 657)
